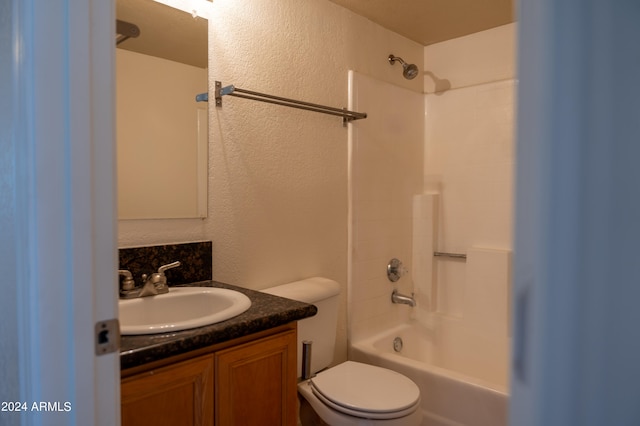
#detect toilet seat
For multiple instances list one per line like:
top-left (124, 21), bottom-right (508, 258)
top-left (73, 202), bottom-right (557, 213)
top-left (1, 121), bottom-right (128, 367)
top-left (309, 361), bottom-right (420, 420)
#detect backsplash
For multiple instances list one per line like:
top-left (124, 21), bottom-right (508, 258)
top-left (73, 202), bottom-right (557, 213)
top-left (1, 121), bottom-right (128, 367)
top-left (119, 241), bottom-right (212, 286)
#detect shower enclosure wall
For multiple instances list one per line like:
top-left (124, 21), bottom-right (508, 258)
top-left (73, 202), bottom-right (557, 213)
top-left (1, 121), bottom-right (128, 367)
top-left (348, 23), bottom-right (516, 426)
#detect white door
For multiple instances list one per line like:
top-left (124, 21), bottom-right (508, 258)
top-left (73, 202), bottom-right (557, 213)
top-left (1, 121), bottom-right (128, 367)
top-left (512, 1), bottom-right (640, 425)
top-left (0, 0), bottom-right (119, 425)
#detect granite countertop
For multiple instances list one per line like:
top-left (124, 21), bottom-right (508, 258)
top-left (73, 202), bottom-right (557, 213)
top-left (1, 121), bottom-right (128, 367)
top-left (120, 281), bottom-right (317, 370)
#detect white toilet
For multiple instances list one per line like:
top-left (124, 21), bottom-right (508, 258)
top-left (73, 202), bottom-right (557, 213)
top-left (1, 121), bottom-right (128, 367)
top-left (263, 277), bottom-right (422, 426)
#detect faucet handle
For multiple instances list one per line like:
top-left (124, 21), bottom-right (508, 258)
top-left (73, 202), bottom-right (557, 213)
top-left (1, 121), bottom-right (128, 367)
top-left (387, 258), bottom-right (408, 282)
top-left (158, 261), bottom-right (181, 274)
top-left (145, 261), bottom-right (181, 293)
top-left (118, 269), bottom-right (135, 291)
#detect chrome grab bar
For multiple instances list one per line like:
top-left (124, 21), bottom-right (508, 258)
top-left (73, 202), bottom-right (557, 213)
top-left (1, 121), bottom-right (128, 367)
top-left (433, 251), bottom-right (467, 260)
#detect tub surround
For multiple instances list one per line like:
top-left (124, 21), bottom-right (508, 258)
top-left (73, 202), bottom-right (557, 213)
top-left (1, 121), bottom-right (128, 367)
top-left (120, 280), bottom-right (316, 370)
top-left (347, 24), bottom-right (515, 426)
top-left (351, 325), bottom-right (508, 426)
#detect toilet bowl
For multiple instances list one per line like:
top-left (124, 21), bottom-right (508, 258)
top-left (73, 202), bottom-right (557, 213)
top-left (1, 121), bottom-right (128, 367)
top-left (298, 361), bottom-right (421, 425)
top-left (262, 278), bottom-right (422, 426)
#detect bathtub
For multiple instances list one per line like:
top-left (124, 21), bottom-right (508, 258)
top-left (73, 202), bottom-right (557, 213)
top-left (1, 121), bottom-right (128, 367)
top-left (350, 324), bottom-right (509, 426)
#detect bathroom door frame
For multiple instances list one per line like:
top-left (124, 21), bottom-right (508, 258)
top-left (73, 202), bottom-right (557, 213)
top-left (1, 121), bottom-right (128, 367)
top-left (512, 0), bottom-right (640, 425)
top-left (1, 0), bottom-right (119, 424)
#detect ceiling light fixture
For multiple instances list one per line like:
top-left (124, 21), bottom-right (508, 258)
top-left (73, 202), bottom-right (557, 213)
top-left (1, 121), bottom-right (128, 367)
top-left (153, 0), bottom-right (213, 20)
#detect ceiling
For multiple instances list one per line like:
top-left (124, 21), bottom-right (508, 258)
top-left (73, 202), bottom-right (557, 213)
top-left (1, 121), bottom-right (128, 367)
top-left (116, 0), bottom-right (514, 68)
top-left (328, 0), bottom-right (514, 46)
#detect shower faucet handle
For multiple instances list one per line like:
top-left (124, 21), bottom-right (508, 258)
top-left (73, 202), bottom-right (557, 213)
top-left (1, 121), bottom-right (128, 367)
top-left (387, 258), bottom-right (408, 282)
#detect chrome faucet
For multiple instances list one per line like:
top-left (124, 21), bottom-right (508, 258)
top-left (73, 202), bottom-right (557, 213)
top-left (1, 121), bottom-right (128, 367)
top-left (391, 289), bottom-right (416, 307)
top-left (119, 261), bottom-right (181, 299)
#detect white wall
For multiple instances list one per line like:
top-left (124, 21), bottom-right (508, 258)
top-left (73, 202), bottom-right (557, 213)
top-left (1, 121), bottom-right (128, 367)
top-left (118, 0), bottom-right (423, 364)
top-left (424, 24), bottom-right (515, 254)
top-left (422, 23), bottom-right (516, 386)
top-left (348, 72), bottom-right (425, 339)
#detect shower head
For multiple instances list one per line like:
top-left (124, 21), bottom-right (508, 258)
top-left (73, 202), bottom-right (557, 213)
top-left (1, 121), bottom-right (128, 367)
top-left (116, 19), bottom-right (140, 45)
top-left (388, 54), bottom-right (419, 80)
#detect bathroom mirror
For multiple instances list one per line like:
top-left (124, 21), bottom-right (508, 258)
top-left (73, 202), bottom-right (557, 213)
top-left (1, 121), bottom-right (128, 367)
top-left (116, 0), bottom-right (208, 219)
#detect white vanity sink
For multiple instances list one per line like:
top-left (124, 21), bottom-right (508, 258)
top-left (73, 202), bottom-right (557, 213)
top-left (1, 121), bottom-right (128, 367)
top-left (119, 287), bottom-right (252, 335)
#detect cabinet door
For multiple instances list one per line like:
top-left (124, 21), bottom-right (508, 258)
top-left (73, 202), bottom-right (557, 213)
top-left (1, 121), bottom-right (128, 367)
top-left (215, 330), bottom-right (297, 426)
top-left (122, 354), bottom-right (214, 426)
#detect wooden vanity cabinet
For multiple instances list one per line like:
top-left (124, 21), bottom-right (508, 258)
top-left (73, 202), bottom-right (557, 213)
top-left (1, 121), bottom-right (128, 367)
top-left (121, 354), bottom-right (214, 426)
top-left (215, 329), bottom-right (297, 426)
top-left (121, 325), bottom-right (297, 426)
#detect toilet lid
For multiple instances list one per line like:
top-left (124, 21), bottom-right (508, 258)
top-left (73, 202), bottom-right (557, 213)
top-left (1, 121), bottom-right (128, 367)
top-left (309, 361), bottom-right (420, 420)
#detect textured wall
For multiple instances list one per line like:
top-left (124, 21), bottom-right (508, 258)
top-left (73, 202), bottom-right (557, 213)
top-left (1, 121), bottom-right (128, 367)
top-left (118, 0), bottom-right (423, 364)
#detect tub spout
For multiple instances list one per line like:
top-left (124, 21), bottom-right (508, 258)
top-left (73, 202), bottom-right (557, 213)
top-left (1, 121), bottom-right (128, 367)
top-left (391, 289), bottom-right (416, 307)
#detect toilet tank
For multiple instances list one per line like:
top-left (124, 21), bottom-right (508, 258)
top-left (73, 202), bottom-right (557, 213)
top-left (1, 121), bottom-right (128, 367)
top-left (262, 277), bottom-right (340, 376)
